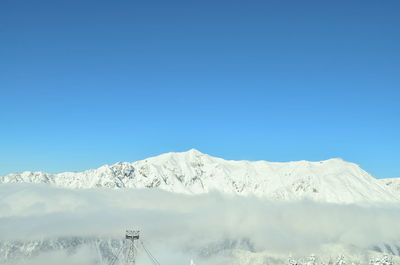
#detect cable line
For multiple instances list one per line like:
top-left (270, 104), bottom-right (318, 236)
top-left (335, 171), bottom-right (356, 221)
top-left (140, 240), bottom-right (161, 265)
top-left (109, 243), bottom-right (124, 265)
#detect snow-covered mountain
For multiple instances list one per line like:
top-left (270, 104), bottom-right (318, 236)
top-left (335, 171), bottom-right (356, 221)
top-left (0, 237), bottom-right (123, 265)
top-left (381, 178), bottom-right (400, 194)
top-left (2, 237), bottom-right (400, 265)
top-left (1, 150), bottom-right (400, 264)
top-left (1, 149), bottom-right (399, 204)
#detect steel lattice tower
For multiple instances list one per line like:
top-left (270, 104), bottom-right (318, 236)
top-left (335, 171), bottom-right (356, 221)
top-left (125, 230), bottom-right (140, 265)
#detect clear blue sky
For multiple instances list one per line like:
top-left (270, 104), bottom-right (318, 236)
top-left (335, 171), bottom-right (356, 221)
top-left (1, 0), bottom-right (399, 178)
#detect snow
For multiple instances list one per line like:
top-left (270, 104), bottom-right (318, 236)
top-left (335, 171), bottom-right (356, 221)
top-left (380, 178), bottom-right (400, 194)
top-left (2, 237), bottom-right (399, 265)
top-left (1, 149), bottom-right (400, 264)
top-left (1, 149), bottom-right (399, 204)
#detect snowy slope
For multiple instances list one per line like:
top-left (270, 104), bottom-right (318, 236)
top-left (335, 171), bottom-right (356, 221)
top-left (2, 237), bottom-right (399, 265)
top-left (381, 178), bottom-right (400, 194)
top-left (0, 237), bottom-right (124, 265)
top-left (1, 149), bottom-right (399, 204)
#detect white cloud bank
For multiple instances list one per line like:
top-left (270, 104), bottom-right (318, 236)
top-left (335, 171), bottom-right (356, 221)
top-left (1, 183), bottom-right (400, 264)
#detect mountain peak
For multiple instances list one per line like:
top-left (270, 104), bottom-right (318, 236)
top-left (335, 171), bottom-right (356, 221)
top-left (179, 148), bottom-right (210, 158)
top-left (1, 151), bottom-right (399, 204)
top-left (144, 148), bottom-right (208, 163)
top-left (186, 148), bottom-right (203, 154)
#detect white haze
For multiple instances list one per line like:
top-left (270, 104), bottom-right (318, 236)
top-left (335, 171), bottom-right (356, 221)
top-left (11, 247), bottom-right (99, 265)
top-left (1, 183), bottom-right (400, 264)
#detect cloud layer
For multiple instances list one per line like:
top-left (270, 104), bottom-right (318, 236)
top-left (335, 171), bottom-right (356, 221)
top-left (1, 183), bottom-right (400, 263)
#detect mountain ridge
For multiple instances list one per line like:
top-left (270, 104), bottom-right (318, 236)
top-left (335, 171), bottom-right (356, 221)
top-left (1, 149), bottom-right (399, 204)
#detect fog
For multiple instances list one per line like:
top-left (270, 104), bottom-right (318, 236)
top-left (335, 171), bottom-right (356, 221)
top-left (1, 183), bottom-right (400, 264)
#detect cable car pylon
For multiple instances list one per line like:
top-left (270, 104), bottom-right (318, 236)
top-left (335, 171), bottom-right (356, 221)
top-left (109, 230), bottom-right (161, 265)
top-left (125, 230), bottom-right (140, 265)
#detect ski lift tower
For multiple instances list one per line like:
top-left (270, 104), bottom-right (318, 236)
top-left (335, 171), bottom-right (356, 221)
top-left (125, 230), bottom-right (140, 265)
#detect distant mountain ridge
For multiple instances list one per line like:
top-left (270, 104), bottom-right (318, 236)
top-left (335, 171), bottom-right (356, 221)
top-left (1, 149), bottom-right (399, 204)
